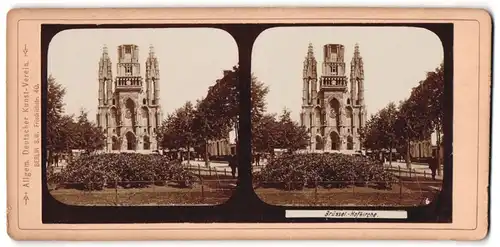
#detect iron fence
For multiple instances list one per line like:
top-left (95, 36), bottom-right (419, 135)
top-left (48, 178), bottom-right (237, 206)
top-left (253, 179), bottom-right (442, 206)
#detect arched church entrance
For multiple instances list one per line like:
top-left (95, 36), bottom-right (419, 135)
top-left (112, 136), bottom-right (120, 150)
top-left (347, 135), bottom-right (354, 150)
top-left (315, 135), bottom-right (324, 150)
top-left (143, 135), bottom-right (150, 150)
top-left (330, 131), bottom-right (340, 151)
top-left (126, 131), bottom-right (136, 151)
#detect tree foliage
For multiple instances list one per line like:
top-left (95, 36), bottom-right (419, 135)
top-left (72, 109), bottom-right (106, 153)
top-left (252, 109), bottom-right (309, 153)
top-left (47, 75), bottom-right (67, 154)
top-left (360, 63), bottom-right (444, 167)
top-left (157, 101), bottom-right (197, 152)
top-left (361, 102), bottom-right (398, 163)
top-left (252, 113), bottom-right (279, 153)
top-left (156, 65), bottom-right (272, 158)
top-left (46, 76), bottom-right (105, 157)
top-left (274, 109), bottom-right (309, 152)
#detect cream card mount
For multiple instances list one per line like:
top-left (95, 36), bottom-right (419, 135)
top-left (6, 7), bottom-right (492, 240)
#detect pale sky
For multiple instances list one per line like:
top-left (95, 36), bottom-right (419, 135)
top-left (252, 26), bottom-right (444, 123)
top-left (48, 28), bottom-right (238, 122)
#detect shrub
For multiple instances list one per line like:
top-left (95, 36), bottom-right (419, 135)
top-left (255, 153), bottom-right (396, 190)
top-left (57, 153), bottom-right (195, 190)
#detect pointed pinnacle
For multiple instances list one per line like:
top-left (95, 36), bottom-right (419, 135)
top-left (149, 44), bottom-right (155, 57)
top-left (307, 42), bottom-right (314, 58)
top-left (354, 43), bottom-right (360, 55)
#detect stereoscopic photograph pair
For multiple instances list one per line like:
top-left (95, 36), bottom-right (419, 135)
top-left (6, 8), bottom-right (491, 240)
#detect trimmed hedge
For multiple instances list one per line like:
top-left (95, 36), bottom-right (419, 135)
top-left (52, 153), bottom-right (196, 191)
top-left (253, 153), bottom-right (397, 190)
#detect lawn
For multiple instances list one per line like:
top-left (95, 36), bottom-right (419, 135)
top-left (50, 180), bottom-right (441, 207)
top-left (49, 179), bottom-right (236, 206)
top-left (254, 179), bottom-right (443, 207)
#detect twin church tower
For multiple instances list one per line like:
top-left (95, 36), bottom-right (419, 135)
top-left (94, 43), bottom-right (366, 153)
top-left (96, 44), bottom-right (162, 152)
top-left (300, 43), bottom-right (367, 152)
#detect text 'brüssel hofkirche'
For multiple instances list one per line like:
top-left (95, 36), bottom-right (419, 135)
top-left (96, 44), bottom-right (162, 153)
top-left (300, 43), bottom-right (367, 152)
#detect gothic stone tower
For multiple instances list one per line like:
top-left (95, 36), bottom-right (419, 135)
top-left (300, 43), bottom-right (366, 152)
top-left (96, 44), bottom-right (162, 153)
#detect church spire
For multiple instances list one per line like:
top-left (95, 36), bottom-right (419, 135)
top-left (149, 44), bottom-right (155, 57)
top-left (146, 44), bottom-right (160, 105)
top-left (303, 43), bottom-right (318, 106)
top-left (350, 43), bottom-right (364, 106)
top-left (307, 42), bottom-right (314, 58)
top-left (99, 44), bottom-right (113, 106)
top-left (102, 44), bottom-right (108, 55)
top-left (353, 43), bottom-right (360, 58)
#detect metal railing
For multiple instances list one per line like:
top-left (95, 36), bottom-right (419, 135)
top-left (252, 179), bottom-right (442, 206)
top-left (48, 178), bottom-right (236, 206)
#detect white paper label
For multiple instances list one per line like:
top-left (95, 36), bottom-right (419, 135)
top-left (285, 210), bottom-right (408, 219)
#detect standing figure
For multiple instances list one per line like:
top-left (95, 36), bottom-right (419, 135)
top-left (255, 153), bottom-right (261, 166)
top-left (228, 155), bottom-right (238, 179)
top-left (429, 155), bottom-right (438, 180)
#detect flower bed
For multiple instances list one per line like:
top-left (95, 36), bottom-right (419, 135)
top-left (51, 153), bottom-right (195, 191)
top-left (253, 153), bottom-right (397, 190)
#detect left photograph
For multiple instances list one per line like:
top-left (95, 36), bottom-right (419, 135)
top-left (45, 28), bottom-right (239, 206)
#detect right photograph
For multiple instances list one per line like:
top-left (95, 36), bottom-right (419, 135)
top-left (251, 26), bottom-right (445, 207)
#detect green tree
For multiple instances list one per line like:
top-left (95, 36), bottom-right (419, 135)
top-left (423, 63), bottom-right (445, 175)
top-left (360, 113), bottom-right (383, 152)
top-left (251, 109), bottom-right (308, 153)
top-left (156, 114), bottom-right (179, 151)
top-left (250, 74), bottom-right (270, 122)
top-left (379, 102), bottom-right (399, 165)
top-left (51, 114), bottom-right (76, 154)
top-left (72, 109), bottom-right (106, 154)
top-left (395, 95), bottom-right (432, 168)
top-left (192, 66), bottom-right (270, 165)
top-left (252, 113), bottom-right (278, 153)
top-left (46, 75), bottom-right (67, 163)
top-left (157, 102), bottom-right (197, 163)
top-left (361, 103), bottom-right (398, 164)
top-left (395, 63), bottom-right (444, 172)
top-left (193, 98), bottom-right (229, 167)
top-left (274, 109), bottom-right (309, 152)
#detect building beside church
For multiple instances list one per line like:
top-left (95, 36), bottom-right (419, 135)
top-left (300, 43), bottom-right (367, 152)
top-left (409, 132), bottom-right (444, 162)
top-left (207, 133), bottom-right (232, 157)
top-left (96, 44), bottom-right (162, 153)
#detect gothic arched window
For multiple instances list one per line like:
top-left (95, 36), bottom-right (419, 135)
top-left (329, 98), bottom-right (341, 126)
top-left (141, 107), bottom-right (149, 128)
top-left (314, 107), bottom-right (322, 126)
top-left (345, 107), bottom-right (354, 129)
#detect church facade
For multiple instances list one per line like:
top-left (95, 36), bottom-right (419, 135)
top-left (300, 43), bottom-right (367, 152)
top-left (96, 44), bottom-right (162, 152)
